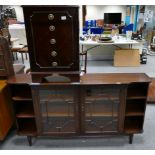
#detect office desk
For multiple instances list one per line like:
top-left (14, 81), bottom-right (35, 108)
top-left (80, 39), bottom-right (141, 73)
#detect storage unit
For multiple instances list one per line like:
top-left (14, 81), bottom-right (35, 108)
top-left (7, 73), bottom-right (151, 146)
top-left (23, 6), bottom-right (79, 73)
top-left (8, 75), bottom-right (36, 146)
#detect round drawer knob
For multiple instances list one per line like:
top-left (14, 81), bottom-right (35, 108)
top-left (50, 39), bottom-right (56, 44)
top-left (48, 14), bottom-right (54, 20)
top-left (52, 62), bottom-right (58, 67)
top-left (51, 51), bottom-right (57, 57)
top-left (49, 25), bottom-right (55, 31)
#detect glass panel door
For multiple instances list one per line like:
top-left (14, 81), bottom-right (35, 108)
top-left (38, 87), bottom-right (77, 134)
top-left (83, 85), bottom-right (120, 133)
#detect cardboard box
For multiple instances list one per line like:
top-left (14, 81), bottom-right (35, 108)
top-left (114, 49), bottom-right (140, 67)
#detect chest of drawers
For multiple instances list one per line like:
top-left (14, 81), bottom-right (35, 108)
top-left (23, 6), bottom-right (79, 73)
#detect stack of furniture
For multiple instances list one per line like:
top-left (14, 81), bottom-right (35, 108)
top-left (0, 37), bottom-right (14, 78)
top-left (7, 6), bottom-right (151, 146)
top-left (0, 37), bottom-right (15, 141)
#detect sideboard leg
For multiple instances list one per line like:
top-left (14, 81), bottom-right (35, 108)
top-left (129, 134), bottom-right (134, 144)
top-left (27, 136), bottom-right (32, 146)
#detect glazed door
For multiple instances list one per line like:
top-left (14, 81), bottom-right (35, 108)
top-left (81, 85), bottom-right (121, 134)
top-left (31, 85), bottom-right (79, 135)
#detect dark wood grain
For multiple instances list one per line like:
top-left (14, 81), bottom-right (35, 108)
top-left (80, 73), bottom-right (151, 85)
top-left (23, 6), bottom-right (79, 72)
top-left (7, 73), bottom-right (151, 85)
top-left (0, 37), bottom-right (14, 79)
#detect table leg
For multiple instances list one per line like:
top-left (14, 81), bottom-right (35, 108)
top-left (21, 53), bottom-right (24, 64)
top-left (25, 53), bottom-right (28, 60)
top-left (84, 51), bottom-right (87, 73)
top-left (12, 53), bottom-right (15, 61)
top-left (16, 53), bottom-right (18, 60)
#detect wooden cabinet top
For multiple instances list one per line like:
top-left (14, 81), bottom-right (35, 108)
top-left (7, 73), bottom-right (151, 85)
top-left (80, 73), bottom-right (151, 85)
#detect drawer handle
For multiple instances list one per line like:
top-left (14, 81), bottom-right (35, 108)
top-left (50, 39), bottom-right (56, 44)
top-left (48, 14), bottom-right (54, 20)
top-left (49, 25), bottom-right (55, 31)
top-left (51, 51), bottom-right (57, 57)
top-left (52, 62), bottom-right (58, 67)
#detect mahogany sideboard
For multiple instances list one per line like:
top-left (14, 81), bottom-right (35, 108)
top-left (7, 73), bottom-right (151, 146)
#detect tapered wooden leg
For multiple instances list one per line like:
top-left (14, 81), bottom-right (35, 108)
top-left (27, 136), bottom-right (32, 146)
top-left (129, 134), bottom-right (134, 144)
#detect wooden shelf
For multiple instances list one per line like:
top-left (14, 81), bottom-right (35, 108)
top-left (125, 112), bottom-right (144, 116)
top-left (10, 84), bottom-right (32, 100)
top-left (42, 112), bottom-right (74, 117)
top-left (15, 101), bottom-right (34, 118)
top-left (40, 98), bottom-right (73, 103)
top-left (12, 96), bottom-right (32, 101)
top-left (125, 99), bottom-right (145, 116)
top-left (85, 112), bottom-right (117, 117)
top-left (124, 129), bottom-right (143, 134)
top-left (127, 96), bottom-right (147, 100)
top-left (18, 129), bottom-right (37, 136)
top-left (17, 118), bottom-right (37, 136)
top-left (124, 116), bottom-right (143, 133)
top-left (127, 83), bottom-right (148, 99)
top-left (16, 109), bottom-right (35, 118)
top-left (85, 96), bottom-right (119, 102)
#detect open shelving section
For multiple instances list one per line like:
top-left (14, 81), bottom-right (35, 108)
top-left (9, 83), bottom-right (37, 140)
top-left (124, 83), bottom-right (149, 134)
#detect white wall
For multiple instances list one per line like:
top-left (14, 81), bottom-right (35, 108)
top-left (12, 5), bottom-right (24, 22)
top-left (83, 5), bottom-right (127, 60)
top-left (86, 5), bottom-right (126, 22)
